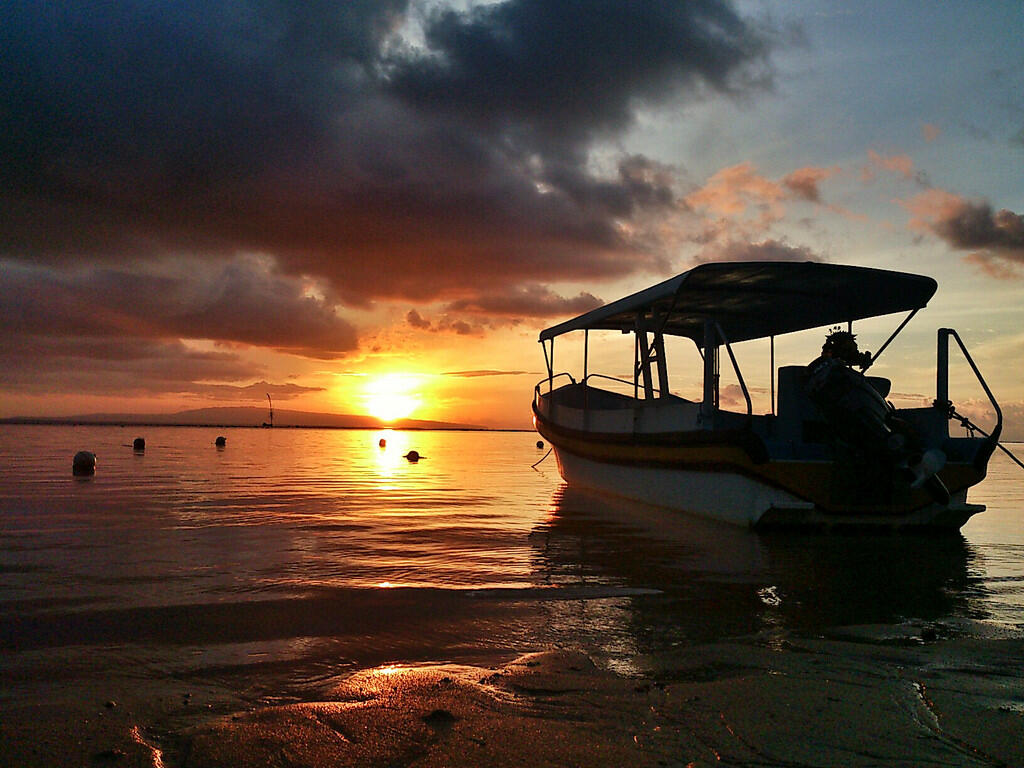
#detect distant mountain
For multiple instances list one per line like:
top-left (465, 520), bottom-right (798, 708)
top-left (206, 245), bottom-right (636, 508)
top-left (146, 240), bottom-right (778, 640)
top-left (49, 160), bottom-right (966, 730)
top-left (0, 406), bottom-right (484, 431)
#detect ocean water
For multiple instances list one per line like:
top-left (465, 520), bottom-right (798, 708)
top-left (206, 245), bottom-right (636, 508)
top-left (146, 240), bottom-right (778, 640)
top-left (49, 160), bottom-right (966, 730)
top-left (1, 425), bottom-right (1022, 724)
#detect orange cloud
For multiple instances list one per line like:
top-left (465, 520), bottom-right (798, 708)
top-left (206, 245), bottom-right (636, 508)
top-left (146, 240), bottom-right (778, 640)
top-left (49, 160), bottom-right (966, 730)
top-left (684, 163), bottom-right (842, 261)
top-left (688, 162), bottom-right (841, 220)
top-left (964, 252), bottom-right (1020, 280)
top-left (922, 123), bottom-right (941, 142)
top-left (782, 166), bottom-right (840, 202)
top-left (901, 188), bottom-right (967, 229)
top-left (863, 150), bottom-right (916, 182)
top-left (685, 162), bottom-right (786, 218)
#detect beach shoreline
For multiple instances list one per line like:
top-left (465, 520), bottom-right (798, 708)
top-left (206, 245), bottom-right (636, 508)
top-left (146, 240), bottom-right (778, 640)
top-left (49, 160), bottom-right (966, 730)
top-left (3, 623), bottom-right (1022, 768)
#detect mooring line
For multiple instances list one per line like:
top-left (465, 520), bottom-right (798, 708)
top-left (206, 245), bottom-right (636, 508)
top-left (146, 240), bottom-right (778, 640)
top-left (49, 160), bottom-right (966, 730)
top-left (531, 447), bottom-right (553, 468)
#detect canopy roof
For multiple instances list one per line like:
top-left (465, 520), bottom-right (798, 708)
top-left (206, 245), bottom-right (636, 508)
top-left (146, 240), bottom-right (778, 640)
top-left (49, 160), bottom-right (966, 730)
top-left (539, 261), bottom-right (937, 345)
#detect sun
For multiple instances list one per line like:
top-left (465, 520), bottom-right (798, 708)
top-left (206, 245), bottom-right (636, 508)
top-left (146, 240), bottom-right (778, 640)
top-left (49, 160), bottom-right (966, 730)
top-left (362, 373), bottom-right (423, 422)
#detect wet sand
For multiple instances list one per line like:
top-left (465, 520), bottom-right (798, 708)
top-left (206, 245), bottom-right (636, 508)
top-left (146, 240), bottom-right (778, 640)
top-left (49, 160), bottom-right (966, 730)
top-left (3, 624), bottom-right (1022, 767)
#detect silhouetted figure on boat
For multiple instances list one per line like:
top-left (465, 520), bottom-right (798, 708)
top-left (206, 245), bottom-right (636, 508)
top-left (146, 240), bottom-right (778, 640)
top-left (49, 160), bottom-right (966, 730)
top-left (805, 329), bottom-right (948, 502)
top-left (808, 329), bottom-right (871, 373)
top-left (805, 331), bottom-right (881, 445)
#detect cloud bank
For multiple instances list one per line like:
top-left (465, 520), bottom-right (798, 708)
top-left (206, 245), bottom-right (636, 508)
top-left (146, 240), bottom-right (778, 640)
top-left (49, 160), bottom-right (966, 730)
top-left (2, 0), bottom-right (772, 300)
top-left (1, 0), bottom-right (776, 398)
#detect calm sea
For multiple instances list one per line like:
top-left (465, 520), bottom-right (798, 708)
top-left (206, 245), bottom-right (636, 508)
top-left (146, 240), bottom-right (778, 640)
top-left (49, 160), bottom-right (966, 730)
top-left (1, 425), bottom-right (1022, 720)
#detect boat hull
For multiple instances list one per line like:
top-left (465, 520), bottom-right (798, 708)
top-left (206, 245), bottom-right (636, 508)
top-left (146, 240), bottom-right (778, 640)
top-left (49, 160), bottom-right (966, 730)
top-left (547, 442), bottom-right (982, 530)
top-left (550, 445), bottom-right (807, 527)
top-left (535, 406), bottom-right (987, 531)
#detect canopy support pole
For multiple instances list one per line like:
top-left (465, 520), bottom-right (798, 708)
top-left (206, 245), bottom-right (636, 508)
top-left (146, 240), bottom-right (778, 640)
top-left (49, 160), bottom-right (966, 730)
top-left (636, 326), bottom-right (655, 400)
top-left (702, 319), bottom-right (718, 428)
top-left (542, 339), bottom-right (553, 394)
top-left (653, 331), bottom-right (669, 397)
top-left (633, 333), bottom-right (640, 399)
top-left (717, 322), bottom-right (752, 419)
top-left (583, 329), bottom-right (589, 411)
top-left (583, 329), bottom-right (589, 382)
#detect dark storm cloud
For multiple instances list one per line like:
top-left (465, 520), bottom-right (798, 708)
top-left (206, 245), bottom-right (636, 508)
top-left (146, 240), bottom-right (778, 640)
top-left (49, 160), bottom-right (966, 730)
top-left (2, 0), bottom-right (772, 304)
top-left (0, 0), bottom-right (406, 201)
top-left (0, 257), bottom-right (358, 358)
top-left (0, 334), bottom-right (321, 398)
top-left (0, 336), bottom-right (254, 395)
top-left (931, 201), bottom-right (1024, 258)
top-left (406, 309), bottom-right (432, 329)
top-left (444, 284), bottom-right (603, 317)
top-left (908, 192), bottom-right (1024, 276)
top-left (389, 0), bottom-right (769, 146)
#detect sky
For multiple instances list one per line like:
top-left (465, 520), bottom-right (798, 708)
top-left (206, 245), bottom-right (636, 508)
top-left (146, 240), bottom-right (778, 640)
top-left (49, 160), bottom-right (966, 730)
top-left (2, 0), bottom-right (1023, 436)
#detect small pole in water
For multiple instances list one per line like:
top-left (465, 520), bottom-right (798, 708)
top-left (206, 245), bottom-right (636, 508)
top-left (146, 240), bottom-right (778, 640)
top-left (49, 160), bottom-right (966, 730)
top-left (262, 393), bottom-right (274, 428)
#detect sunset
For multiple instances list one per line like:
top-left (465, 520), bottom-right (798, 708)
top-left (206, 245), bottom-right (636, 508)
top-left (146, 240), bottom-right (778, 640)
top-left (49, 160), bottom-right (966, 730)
top-left (361, 372), bottom-right (425, 422)
top-left (2, 2), bottom-right (1023, 766)
top-left (1, 0), bottom-right (1021, 437)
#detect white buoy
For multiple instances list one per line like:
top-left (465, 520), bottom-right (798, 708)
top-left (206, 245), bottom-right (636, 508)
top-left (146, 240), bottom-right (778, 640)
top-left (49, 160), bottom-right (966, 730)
top-left (73, 451), bottom-right (96, 476)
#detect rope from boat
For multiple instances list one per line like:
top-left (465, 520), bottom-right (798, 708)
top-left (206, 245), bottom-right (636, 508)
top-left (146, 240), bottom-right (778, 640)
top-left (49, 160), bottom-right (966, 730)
top-left (532, 447), bottom-right (553, 468)
top-left (944, 403), bottom-right (1024, 472)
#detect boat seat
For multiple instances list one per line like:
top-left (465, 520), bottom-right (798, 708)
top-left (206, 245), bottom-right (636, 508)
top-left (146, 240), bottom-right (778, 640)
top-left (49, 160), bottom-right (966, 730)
top-left (548, 382), bottom-right (635, 410)
top-left (776, 365), bottom-right (824, 443)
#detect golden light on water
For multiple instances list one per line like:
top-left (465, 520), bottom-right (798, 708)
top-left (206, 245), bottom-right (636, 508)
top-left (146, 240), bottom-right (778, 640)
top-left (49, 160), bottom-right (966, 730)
top-left (362, 373), bottom-right (424, 422)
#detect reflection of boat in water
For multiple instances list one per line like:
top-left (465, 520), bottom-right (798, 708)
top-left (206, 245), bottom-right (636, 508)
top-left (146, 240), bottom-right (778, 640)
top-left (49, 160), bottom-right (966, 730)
top-left (532, 262), bottom-right (1001, 531)
top-left (531, 487), bottom-right (975, 647)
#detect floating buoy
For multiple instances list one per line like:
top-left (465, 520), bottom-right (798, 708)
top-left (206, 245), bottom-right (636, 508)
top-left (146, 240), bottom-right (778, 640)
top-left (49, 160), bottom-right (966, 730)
top-left (215, 436), bottom-right (227, 447)
top-left (73, 451), bottom-right (96, 476)
top-left (536, 440), bottom-right (544, 449)
top-left (379, 438), bottom-right (387, 448)
top-left (404, 450), bottom-right (421, 462)
top-left (132, 437), bottom-right (145, 451)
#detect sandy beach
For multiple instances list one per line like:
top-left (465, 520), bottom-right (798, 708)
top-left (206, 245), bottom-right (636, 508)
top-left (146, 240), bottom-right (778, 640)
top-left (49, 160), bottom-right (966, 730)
top-left (3, 622), bottom-right (1022, 767)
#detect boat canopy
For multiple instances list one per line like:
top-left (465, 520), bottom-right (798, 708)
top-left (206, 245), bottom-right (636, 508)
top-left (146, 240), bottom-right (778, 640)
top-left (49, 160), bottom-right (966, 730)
top-left (539, 261), bottom-right (937, 346)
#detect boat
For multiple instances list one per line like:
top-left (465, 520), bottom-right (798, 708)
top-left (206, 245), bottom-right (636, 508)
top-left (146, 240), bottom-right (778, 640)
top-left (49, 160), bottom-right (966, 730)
top-left (532, 261), bottom-right (1002, 530)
